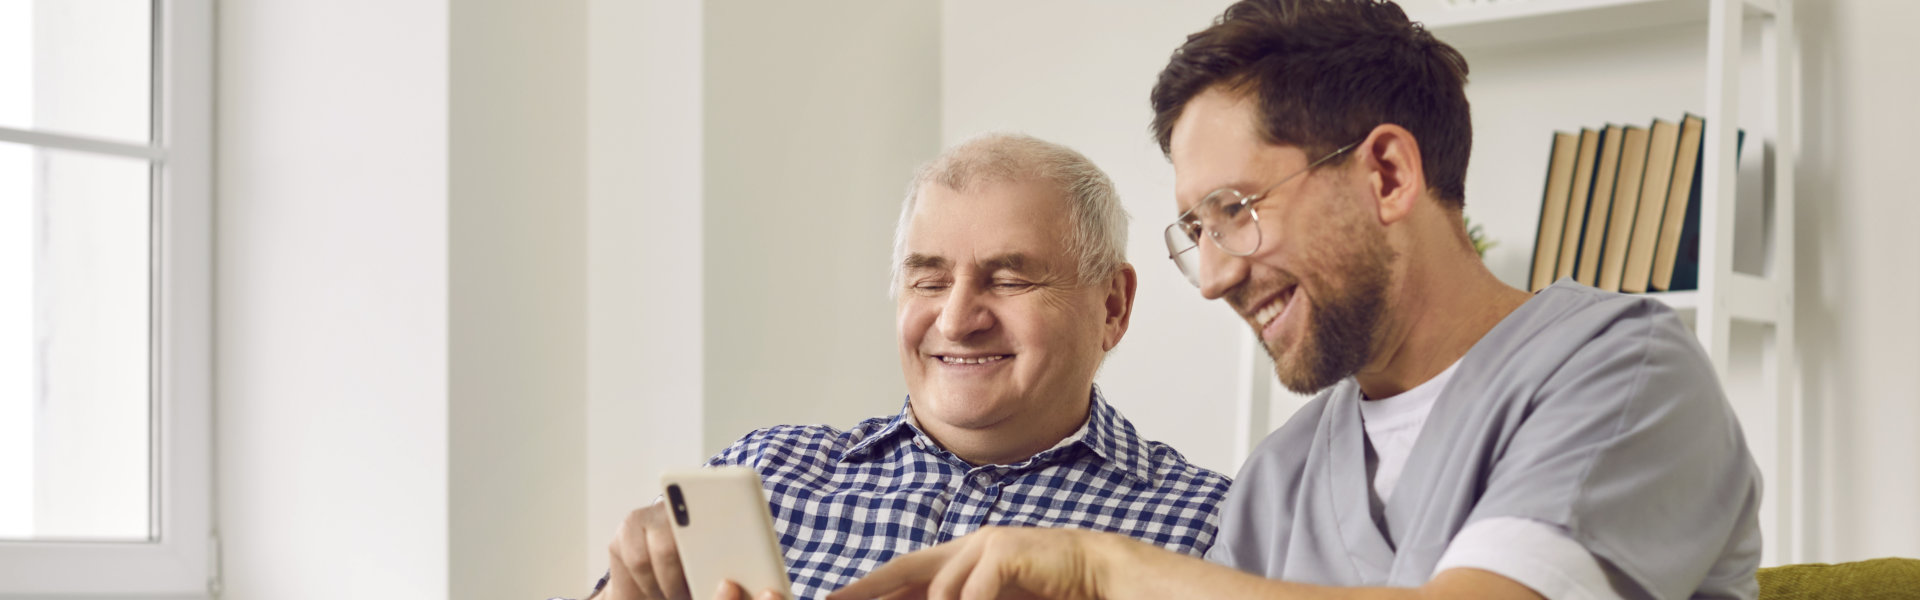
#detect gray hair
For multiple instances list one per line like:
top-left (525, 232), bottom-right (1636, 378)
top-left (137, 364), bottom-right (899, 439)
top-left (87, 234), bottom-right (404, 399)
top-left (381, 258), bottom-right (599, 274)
top-left (890, 132), bottom-right (1130, 294)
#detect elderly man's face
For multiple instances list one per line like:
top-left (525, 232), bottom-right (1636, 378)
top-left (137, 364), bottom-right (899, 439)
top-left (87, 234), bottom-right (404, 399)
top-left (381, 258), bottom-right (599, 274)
top-left (896, 180), bottom-right (1114, 434)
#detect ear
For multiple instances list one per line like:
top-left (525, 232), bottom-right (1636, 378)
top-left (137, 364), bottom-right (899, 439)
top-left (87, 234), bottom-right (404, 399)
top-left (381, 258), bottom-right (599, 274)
top-left (1100, 263), bottom-right (1138, 352)
top-left (1358, 124), bottom-right (1427, 226)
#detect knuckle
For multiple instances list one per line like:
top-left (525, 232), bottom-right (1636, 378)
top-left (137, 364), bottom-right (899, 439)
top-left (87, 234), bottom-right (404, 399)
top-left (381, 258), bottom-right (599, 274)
top-left (624, 549), bottom-right (651, 572)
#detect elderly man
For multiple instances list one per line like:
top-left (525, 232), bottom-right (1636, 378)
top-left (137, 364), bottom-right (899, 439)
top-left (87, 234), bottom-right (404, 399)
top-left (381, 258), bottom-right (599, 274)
top-left (587, 133), bottom-right (1230, 600)
top-left (831, 1), bottom-right (1762, 599)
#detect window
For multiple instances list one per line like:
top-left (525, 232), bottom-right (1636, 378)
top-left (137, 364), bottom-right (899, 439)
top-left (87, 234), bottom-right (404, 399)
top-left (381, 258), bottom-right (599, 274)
top-left (0, 0), bottom-right (212, 596)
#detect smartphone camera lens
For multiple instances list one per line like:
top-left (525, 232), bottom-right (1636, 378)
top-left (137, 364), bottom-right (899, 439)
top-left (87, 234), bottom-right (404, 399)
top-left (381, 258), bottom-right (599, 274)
top-left (665, 484), bottom-right (690, 526)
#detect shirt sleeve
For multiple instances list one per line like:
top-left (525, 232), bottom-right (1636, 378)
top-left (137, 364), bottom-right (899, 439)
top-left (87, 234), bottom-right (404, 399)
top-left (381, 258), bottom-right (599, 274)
top-left (1433, 517), bottom-right (1620, 600)
top-left (1465, 304), bottom-right (1762, 599)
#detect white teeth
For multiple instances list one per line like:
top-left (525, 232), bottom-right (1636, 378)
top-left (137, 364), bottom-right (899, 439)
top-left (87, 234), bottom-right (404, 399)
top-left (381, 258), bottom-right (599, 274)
top-left (1255, 288), bottom-right (1294, 328)
top-left (939, 355), bottom-right (1009, 365)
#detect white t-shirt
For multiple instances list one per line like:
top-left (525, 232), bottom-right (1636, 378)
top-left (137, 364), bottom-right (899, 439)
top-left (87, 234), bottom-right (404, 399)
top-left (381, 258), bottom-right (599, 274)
top-left (1360, 360), bottom-right (1621, 600)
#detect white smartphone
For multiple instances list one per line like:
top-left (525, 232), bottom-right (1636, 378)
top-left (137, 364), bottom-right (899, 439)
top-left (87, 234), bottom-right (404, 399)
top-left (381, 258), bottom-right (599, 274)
top-left (660, 466), bottom-right (795, 599)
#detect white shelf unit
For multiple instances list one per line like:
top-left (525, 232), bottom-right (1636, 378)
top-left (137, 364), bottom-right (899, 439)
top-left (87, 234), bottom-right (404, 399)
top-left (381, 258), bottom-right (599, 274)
top-left (1426, 0), bottom-right (1803, 565)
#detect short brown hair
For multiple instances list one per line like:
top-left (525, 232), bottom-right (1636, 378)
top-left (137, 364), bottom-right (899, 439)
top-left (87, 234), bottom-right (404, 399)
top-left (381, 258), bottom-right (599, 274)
top-left (1150, 0), bottom-right (1472, 208)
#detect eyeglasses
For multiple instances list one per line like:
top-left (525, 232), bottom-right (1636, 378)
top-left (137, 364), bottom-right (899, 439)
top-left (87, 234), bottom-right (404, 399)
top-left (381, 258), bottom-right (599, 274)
top-left (1163, 141), bottom-right (1360, 287)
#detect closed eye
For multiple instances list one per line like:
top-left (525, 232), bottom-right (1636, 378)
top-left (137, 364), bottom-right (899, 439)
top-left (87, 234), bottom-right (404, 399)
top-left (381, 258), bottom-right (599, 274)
top-left (1217, 198), bottom-right (1250, 220)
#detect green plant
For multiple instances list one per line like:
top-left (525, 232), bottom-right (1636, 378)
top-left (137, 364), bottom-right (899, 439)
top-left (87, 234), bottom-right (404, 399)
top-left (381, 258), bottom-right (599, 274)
top-left (1465, 214), bottom-right (1496, 259)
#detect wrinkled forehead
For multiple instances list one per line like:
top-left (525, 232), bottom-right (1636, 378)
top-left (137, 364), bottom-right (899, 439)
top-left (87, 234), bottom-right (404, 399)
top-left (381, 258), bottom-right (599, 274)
top-left (902, 179), bottom-right (1076, 269)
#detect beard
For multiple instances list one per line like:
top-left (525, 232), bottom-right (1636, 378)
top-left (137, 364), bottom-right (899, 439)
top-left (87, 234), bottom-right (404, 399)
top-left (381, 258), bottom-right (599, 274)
top-left (1241, 214), bottom-right (1394, 395)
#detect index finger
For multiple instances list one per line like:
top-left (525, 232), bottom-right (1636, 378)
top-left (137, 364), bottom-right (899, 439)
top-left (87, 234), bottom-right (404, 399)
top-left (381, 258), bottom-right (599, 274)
top-left (825, 543), bottom-right (959, 600)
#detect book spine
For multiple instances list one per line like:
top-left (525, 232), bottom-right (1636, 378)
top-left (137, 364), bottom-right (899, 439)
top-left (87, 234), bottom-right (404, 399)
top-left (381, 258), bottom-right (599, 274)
top-left (1598, 126), bottom-right (1651, 293)
top-left (1576, 124), bottom-right (1625, 286)
top-left (1530, 132), bottom-right (1581, 292)
top-left (1622, 118), bottom-right (1681, 294)
top-left (1557, 128), bottom-right (1601, 282)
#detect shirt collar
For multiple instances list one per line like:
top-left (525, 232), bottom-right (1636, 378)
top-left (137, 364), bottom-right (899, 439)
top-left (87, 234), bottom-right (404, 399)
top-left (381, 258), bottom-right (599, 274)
top-left (1072, 386), bottom-right (1156, 486)
top-left (839, 386), bottom-right (1157, 486)
top-left (838, 398), bottom-right (918, 462)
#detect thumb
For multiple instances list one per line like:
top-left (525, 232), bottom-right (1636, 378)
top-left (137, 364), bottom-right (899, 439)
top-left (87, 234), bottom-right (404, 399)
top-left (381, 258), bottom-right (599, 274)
top-left (712, 579), bottom-right (747, 600)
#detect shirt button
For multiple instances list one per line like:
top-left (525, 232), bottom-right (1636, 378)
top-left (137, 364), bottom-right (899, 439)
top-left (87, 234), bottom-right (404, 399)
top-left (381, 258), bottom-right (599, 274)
top-left (971, 474), bottom-right (993, 488)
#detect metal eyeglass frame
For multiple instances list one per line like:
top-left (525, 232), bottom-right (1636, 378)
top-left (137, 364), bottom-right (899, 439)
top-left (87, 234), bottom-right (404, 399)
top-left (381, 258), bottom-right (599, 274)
top-left (1163, 141), bottom-right (1361, 283)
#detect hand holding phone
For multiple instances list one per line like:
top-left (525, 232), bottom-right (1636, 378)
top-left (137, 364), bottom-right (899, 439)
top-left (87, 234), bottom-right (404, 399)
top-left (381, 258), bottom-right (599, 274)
top-left (600, 467), bottom-right (791, 600)
top-left (661, 467), bottom-right (794, 600)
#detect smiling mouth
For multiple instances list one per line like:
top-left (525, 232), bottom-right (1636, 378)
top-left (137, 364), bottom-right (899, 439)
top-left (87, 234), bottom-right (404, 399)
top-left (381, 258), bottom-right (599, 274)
top-left (935, 354), bottom-right (1011, 365)
top-left (1251, 285), bottom-right (1299, 330)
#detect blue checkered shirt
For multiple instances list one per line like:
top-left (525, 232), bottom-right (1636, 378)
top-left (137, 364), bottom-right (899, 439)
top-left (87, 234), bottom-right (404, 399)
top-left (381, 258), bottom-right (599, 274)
top-left (572, 387), bottom-right (1230, 600)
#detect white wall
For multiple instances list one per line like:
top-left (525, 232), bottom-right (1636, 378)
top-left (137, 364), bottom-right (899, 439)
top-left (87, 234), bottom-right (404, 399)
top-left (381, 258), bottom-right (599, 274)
top-left (219, 1), bottom-right (939, 594)
top-left (449, 0), bottom-right (589, 598)
top-left (216, 0), bottom-right (450, 597)
top-left (584, 0), bottom-right (709, 585)
top-left (220, 1), bottom-right (593, 597)
top-left (701, 0), bottom-right (941, 452)
top-left (1791, 0), bottom-right (1920, 563)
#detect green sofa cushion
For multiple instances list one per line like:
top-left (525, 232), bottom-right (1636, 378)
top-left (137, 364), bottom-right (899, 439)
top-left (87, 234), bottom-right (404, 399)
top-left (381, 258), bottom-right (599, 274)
top-left (1759, 558), bottom-right (1920, 599)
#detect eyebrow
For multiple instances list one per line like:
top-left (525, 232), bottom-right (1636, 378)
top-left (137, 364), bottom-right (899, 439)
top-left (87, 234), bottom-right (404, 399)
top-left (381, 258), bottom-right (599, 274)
top-left (902, 253), bottom-right (947, 272)
top-left (979, 253), bottom-right (1029, 273)
top-left (900, 252), bottom-right (1034, 273)
top-left (1175, 179), bottom-right (1261, 216)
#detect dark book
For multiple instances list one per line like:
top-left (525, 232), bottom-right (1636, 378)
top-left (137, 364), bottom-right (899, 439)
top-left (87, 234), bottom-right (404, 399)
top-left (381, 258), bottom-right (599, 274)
top-left (1597, 125), bottom-right (1651, 292)
top-left (1530, 131), bottom-right (1581, 292)
top-left (1575, 125), bottom-right (1625, 286)
top-left (1620, 118), bottom-right (1683, 294)
top-left (1661, 127), bottom-right (1746, 292)
top-left (1556, 128), bottom-right (1602, 282)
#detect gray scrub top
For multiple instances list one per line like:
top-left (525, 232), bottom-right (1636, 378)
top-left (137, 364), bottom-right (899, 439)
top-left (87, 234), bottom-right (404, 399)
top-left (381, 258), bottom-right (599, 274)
top-left (1206, 281), bottom-right (1763, 599)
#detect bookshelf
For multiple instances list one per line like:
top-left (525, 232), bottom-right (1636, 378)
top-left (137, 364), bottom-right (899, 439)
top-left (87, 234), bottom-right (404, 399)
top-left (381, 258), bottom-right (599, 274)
top-left (1420, 0), bottom-right (1803, 566)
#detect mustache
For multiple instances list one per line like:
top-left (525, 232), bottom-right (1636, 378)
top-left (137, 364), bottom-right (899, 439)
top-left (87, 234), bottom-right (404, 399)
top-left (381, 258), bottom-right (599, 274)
top-left (1225, 271), bottom-right (1301, 314)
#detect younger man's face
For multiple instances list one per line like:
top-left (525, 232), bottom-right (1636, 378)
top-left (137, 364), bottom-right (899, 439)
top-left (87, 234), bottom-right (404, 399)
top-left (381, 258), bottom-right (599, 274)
top-left (1167, 88), bottom-right (1392, 394)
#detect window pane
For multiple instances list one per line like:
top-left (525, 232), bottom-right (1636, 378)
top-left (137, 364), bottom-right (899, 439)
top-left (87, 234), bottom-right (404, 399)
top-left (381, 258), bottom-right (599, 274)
top-left (0, 141), bottom-right (152, 542)
top-left (0, 0), bottom-right (153, 144)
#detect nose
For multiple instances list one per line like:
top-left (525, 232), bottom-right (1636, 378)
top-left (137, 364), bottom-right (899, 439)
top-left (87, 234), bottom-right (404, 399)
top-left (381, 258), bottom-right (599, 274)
top-left (1195, 238), bottom-right (1249, 300)
top-left (934, 280), bottom-right (995, 340)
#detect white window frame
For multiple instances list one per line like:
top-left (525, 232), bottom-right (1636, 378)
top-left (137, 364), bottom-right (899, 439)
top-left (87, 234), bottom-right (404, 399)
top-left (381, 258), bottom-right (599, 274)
top-left (0, 0), bottom-right (213, 597)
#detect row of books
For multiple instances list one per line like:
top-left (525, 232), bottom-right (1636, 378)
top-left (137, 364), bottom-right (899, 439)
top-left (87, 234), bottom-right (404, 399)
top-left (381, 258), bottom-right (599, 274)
top-left (1526, 114), bottom-right (1736, 294)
